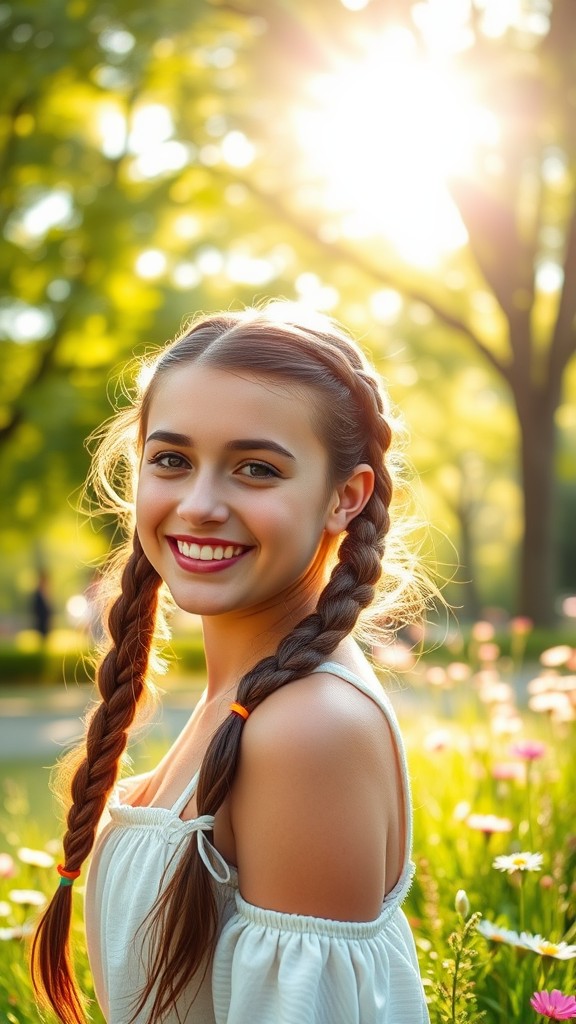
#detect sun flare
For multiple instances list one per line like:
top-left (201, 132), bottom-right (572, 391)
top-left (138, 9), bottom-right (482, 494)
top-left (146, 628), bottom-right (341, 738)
top-left (293, 26), bottom-right (500, 266)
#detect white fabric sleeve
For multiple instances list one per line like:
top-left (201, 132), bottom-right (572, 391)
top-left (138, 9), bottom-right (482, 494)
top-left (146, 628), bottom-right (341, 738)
top-left (212, 892), bottom-right (429, 1024)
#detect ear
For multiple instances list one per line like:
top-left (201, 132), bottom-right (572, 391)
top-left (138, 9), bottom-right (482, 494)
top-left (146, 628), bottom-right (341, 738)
top-left (324, 464), bottom-right (375, 536)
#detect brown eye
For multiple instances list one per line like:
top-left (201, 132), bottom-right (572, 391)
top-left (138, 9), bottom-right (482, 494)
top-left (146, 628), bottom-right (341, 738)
top-left (238, 462), bottom-right (279, 479)
top-left (149, 452), bottom-right (189, 470)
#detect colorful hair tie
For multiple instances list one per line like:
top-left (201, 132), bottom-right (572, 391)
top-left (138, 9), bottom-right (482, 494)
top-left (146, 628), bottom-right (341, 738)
top-left (57, 864), bottom-right (81, 887)
top-left (229, 701), bottom-right (249, 721)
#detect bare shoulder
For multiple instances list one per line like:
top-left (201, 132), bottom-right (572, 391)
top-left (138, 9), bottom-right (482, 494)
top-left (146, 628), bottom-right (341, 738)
top-left (230, 668), bottom-right (405, 921)
top-left (241, 668), bottom-right (394, 774)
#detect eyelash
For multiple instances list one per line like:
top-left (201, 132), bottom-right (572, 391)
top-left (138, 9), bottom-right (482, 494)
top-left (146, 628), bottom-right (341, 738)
top-left (147, 452), bottom-right (280, 479)
top-left (238, 461), bottom-right (280, 480)
top-left (148, 452), bottom-right (189, 470)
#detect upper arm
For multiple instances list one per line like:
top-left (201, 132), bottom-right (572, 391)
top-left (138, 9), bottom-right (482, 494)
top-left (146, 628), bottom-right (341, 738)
top-left (229, 675), bottom-right (404, 922)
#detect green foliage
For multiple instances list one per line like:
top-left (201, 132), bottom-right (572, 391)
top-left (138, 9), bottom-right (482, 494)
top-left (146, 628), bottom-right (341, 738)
top-left (0, 633), bottom-right (206, 685)
top-left (1, 0), bottom-right (576, 628)
top-left (0, 774), bottom-right (106, 1024)
top-left (432, 912), bottom-right (485, 1024)
top-left (406, 649), bottom-right (576, 1022)
top-left (0, 641), bottom-right (93, 684)
top-left (169, 635), bottom-right (207, 674)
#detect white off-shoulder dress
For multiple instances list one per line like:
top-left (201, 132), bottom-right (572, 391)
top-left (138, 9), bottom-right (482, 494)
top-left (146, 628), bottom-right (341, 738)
top-left (85, 662), bottom-right (429, 1023)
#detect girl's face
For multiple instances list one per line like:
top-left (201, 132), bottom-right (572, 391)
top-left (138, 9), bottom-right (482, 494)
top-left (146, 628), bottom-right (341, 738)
top-left (136, 363), bottom-right (345, 620)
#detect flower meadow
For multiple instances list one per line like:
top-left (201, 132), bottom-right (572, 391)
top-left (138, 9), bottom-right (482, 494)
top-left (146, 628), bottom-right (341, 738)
top-left (0, 622), bottom-right (575, 1023)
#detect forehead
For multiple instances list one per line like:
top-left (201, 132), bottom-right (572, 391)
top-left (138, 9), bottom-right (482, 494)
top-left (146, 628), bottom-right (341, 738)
top-left (144, 363), bottom-right (327, 454)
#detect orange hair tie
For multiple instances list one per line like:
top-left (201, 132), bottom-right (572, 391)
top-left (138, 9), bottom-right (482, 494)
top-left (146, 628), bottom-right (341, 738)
top-left (57, 864), bottom-right (81, 886)
top-left (229, 702), bottom-right (250, 721)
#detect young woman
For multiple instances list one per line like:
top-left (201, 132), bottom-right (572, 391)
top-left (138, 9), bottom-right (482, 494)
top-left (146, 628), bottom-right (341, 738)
top-left (32, 304), bottom-right (432, 1023)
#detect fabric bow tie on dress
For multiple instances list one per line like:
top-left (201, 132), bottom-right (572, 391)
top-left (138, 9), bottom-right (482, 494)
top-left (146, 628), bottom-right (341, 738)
top-left (186, 811), bottom-right (228, 884)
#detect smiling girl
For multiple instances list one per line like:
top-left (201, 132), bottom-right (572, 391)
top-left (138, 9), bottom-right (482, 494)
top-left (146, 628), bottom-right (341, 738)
top-left (32, 304), bottom-right (433, 1023)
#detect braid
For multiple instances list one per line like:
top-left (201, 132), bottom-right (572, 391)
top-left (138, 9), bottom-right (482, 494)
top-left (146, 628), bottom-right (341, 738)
top-left (31, 533), bottom-right (162, 1024)
top-left (235, 419), bottom-right (391, 701)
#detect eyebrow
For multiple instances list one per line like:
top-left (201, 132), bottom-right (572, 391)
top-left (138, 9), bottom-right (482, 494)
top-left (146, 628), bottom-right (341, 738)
top-left (145, 430), bottom-right (295, 460)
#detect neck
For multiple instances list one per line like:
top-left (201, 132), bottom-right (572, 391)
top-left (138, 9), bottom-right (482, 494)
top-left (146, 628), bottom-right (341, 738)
top-left (199, 582), bottom-right (326, 701)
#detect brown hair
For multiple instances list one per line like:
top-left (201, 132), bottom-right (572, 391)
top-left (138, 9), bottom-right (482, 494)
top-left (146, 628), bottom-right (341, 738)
top-left (31, 303), bottom-right (431, 1023)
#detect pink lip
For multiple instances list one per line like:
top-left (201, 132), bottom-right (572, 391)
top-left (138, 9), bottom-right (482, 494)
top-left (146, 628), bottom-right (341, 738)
top-left (167, 538), bottom-right (252, 575)
top-left (170, 535), bottom-right (249, 546)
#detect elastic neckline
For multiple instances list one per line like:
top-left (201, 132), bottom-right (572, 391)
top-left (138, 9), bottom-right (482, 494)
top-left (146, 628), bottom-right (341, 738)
top-left (234, 860), bottom-right (415, 938)
top-left (111, 767), bottom-right (200, 818)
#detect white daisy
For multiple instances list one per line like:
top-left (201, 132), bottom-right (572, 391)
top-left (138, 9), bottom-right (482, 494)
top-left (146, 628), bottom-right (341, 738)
top-left (519, 933), bottom-right (576, 960)
top-left (492, 852), bottom-right (544, 874)
top-left (0, 923), bottom-right (34, 941)
top-left (7, 888), bottom-right (47, 908)
top-left (17, 847), bottom-right (55, 869)
top-left (477, 920), bottom-right (523, 946)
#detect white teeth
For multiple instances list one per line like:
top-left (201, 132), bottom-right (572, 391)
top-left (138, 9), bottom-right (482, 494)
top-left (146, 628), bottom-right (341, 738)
top-left (176, 540), bottom-right (245, 561)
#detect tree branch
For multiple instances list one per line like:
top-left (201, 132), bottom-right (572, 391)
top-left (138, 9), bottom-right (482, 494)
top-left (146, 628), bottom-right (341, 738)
top-left (231, 172), bottom-right (512, 385)
top-left (0, 275), bottom-right (84, 449)
top-left (0, 323), bottom-right (67, 447)
top-left (0, 94), bottom-right (34, 237)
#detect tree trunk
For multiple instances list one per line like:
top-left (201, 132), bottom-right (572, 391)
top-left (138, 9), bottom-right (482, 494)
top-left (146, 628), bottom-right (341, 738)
top-left (516, 395), bottom-right (557, 625)
top-left (454, 506), bottom-right (482, 622)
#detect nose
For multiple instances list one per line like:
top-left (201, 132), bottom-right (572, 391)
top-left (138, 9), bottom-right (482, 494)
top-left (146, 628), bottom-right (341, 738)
top-left (175, 470), bottom-right (230, 526)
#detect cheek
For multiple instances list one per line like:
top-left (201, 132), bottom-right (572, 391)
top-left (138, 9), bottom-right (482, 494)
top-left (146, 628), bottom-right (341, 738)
top-left (134, 478), bottom-right (147, 525)
top-left (256, 487), bottom-right (325, 532)
top-left (135, 476), bottom-right (164, 530)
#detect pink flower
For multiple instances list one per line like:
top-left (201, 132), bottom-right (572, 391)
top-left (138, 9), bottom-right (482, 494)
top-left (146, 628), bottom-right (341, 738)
top-left (471, 621), bottom-right (495, 642)
top-left (492, 761), bottom-right (525, 781)
top-left (530, 989), bottom-right (576, 1020)
top-left (477, 642), bottom-right (501, 663)
top-left (510, 616), bottom-right (533, 636)
top-left (372, 642), bottom-right (416, 671)
top-left (510, 740), bottom-right (547, 761)
top-left (466, 813), bottom-right (513, 834)
top-left (424, 728), bottom-right (451, 752)
top-left (446, 662), bottom-right (472, 682)
top-left (0, 853), bottom-right (15, 879)
top-left (425, 666), bottom-right (450, 687)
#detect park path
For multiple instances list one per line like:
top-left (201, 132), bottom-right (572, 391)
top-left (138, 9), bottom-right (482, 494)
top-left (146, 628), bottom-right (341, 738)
top-left (0, 682), bottom-right (202, 761)
top-left (0, 676), bottom-right (428, 762)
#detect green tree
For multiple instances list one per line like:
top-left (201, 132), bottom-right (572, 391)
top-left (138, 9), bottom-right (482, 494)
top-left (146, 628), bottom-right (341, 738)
top-left (1, 0), bottom-right (575, 625)
top-left (211, 0), bottom-right (576, 624)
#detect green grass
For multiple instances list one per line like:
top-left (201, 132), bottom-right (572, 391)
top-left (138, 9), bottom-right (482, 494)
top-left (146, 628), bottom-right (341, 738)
top-left (1, 641), bottom-right (575, 1024)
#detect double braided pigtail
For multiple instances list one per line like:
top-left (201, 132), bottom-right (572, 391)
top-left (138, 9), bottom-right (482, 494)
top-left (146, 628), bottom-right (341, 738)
top-left (131, 343), bottom-right (396, 1022)
top-left (31, 533), bottom-right (162, 1024)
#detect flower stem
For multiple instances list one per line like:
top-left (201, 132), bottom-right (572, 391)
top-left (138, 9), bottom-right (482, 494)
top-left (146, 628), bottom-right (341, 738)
top-left (451, 944), bottom-right (462, 1024)
top-left (519, 874), bottom-right (525, 933)
top-left (526, 761), bottom-right (534, 849)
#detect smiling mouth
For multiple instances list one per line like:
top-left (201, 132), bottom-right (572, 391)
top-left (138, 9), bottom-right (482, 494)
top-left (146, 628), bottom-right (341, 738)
top-left (175, 540), bottom-right (248, 561)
